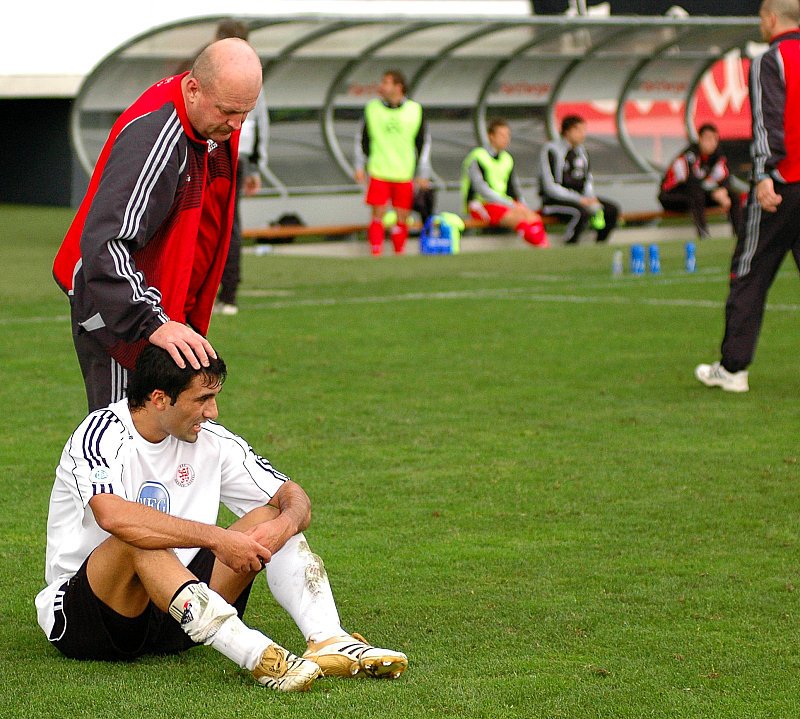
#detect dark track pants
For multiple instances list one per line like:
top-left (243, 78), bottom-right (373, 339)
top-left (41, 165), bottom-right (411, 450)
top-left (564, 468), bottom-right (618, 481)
top-left (720, 182), bottom-right (800, 372)
top-left (219, 162), bottom-right (245, 306)
top-left (659, 178), bottom-right (743, 240)
top-left (541, 196), bottom-right (619, 244)
top-left (72, 313), bottom-right (128, 412)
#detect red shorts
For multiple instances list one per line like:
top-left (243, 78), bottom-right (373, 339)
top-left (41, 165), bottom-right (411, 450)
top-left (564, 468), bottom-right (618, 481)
top-left (366, 178), bottom-right (414, 210)
top-left (469, 202), bottom-right (510, 225)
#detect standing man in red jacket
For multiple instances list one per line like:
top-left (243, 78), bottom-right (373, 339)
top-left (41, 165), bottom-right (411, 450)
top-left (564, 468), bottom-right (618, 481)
top-left (54, 38), bottom-right (263, 410)
top-left (696, 0), bottom-right (800, 393)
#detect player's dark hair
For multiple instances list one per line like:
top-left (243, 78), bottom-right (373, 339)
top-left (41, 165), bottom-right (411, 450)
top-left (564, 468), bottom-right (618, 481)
top-left (560, 114), bottom-right (586, 135)
top-left (127, 345), bottom-right (227, 410)
top-left (216, 19), bottom-right (250, 41)
top-left (383, 69), bottom-right (407, 94)
top-left (487, 118), bottom-right (510, 136)
top-left (697, 123), bottom-right (719, 137)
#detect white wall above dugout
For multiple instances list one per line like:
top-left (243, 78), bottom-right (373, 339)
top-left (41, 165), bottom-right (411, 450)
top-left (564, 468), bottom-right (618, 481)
top-left (72, 14), bottom-right (760, 205)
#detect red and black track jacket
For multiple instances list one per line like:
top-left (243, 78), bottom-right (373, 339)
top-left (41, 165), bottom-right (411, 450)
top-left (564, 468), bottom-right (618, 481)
top-left (53, 73), bottom-right (239, 369)
top-left (660, 144), bottom-right (730, 193)
top-left (751, 28), bottom-right (800, 184)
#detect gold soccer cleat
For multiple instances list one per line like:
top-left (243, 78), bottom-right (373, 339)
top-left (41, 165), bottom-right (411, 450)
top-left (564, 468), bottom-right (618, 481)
top-left (252, 643), bottom-right (321, 692)
top-left (303, 633), bottom-right (408, 679)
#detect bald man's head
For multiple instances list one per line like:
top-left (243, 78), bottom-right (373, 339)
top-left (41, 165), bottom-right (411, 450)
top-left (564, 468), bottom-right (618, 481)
top-left (762, 0), bottom-right (800, 22)
top-left (182, 38), bottom-right (263, 143)
top-left (760, 0), bottom-right (800, 40)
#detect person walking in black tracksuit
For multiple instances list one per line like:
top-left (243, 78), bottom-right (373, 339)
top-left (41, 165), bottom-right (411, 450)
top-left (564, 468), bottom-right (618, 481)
top-left (696, 0), bottom-right (800, 393)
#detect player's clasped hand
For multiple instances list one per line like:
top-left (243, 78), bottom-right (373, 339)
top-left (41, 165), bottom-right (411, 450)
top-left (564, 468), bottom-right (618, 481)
top-left (149, 321), bottom-right (217, 370)
top-left (215, 528), bottom-right (272, 573)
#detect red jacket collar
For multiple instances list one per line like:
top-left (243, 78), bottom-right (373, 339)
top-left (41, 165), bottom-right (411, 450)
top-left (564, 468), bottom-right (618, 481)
top-left (171, 72), bottom-right (206, 145)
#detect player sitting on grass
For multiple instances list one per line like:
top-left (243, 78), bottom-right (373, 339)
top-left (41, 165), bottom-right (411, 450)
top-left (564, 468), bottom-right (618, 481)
top-left (35, 346), bottom-right (407, 692)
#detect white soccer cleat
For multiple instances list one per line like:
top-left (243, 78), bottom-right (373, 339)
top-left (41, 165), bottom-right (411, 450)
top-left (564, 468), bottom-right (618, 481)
top-left (252, 643), bottom-right (321, 692)
top-left (695, 361), bottom-right (749, 393)
top-left (303, 633), bottom-right (408, 679)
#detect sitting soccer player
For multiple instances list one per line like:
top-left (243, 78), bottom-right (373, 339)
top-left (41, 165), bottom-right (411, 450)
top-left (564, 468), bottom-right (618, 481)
top-left (539, 114), bottom-right (619, 245)
top-left (35, 346), bottom-right (407, 692)
top-left (461, 118), bottom-right (548, 247)
top-left (658, 122), bottom-right (743, 240)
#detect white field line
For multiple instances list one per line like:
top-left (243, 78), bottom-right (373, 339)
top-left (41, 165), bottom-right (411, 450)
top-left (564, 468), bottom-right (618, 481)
top-left (244, 288), bottom-right (800, 312)
top-left (0, 313), bottom-right (70, 326)
top-left (4, 267), bottom-right (799, 326)
top-left (456, 266), bottom-right (724, 284)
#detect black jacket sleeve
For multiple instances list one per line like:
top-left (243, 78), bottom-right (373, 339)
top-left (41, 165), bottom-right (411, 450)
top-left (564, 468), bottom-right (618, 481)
top-left (751, 47), bottom-right (786, 181)
top-left (78, 106), bottom-right (184, 342)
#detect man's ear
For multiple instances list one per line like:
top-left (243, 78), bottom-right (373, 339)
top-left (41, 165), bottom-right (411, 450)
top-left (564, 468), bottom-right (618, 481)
top-left (148, 389), bottom-right (169, 410)
top-left (184, 76), bottom-right (200, 103)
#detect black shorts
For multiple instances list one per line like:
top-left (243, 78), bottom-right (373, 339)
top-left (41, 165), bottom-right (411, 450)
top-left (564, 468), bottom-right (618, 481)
top-left (49, 549), bottom-right (254, 661)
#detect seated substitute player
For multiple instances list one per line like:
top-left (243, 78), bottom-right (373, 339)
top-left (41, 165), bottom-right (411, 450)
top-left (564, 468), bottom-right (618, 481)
top-left (539, 114), bottom-right (619, 245)
top-left (35, 346), bottom-right (407, 692)
top-left (658, 123), bottom-right (744, 241)
top-left (460, 118), bottom-right (548, 248)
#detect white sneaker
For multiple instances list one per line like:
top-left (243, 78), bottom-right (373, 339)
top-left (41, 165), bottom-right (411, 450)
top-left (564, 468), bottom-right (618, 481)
top-left (303, 633), bottom-right (408, 679)
top-left (695, 361), bottom-right (749, 393)
top-left (252, 643), bottom-right (321, 692)
top-left (213, 301), bottom-right (238, 316)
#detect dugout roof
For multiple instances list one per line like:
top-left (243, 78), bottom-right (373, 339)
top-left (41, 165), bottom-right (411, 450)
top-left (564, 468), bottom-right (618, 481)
top-left (72, 14), bottom-right (760, 196)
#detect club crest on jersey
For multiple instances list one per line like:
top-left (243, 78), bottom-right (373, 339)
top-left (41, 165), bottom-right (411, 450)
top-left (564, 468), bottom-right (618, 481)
top-left (175, 463), bottom-right (195, 488)
top-left (91, 468), bottom-right (109, 482)
top-left (91, 468), bottom-right (114, 496)
top-left (137, 481), bottom-right (170, 514)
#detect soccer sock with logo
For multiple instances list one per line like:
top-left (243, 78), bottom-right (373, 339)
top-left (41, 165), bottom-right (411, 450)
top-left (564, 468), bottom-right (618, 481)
top-left (169, 580), bottom-right (271, 670)
top-left (264, 533), bottom-right (345, 644)
top-left (368, 220), bottom-right (384, 254)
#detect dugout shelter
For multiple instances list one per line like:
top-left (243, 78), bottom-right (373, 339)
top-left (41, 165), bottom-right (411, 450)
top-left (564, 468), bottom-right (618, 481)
top-left (71, 14), bottom-right (760, 225)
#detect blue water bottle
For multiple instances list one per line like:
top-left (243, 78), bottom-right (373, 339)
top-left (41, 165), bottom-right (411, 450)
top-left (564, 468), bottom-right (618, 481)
top-left (648, 244), bottom-right (660, 274)
top-left (685, 241), bottom-right (696, 273)
top-left (630, 244), bottom-right (645, 275)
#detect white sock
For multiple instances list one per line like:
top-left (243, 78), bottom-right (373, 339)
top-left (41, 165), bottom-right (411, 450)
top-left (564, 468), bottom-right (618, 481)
top-left (265, 533), bottom-right (344, 643)
top-left (207, 615), bottom-right (273, 671)
top-left (169, 581), bottom-right (272, 670)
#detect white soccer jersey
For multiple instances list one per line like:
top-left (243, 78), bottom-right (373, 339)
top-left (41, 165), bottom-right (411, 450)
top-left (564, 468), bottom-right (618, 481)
top-left (35, 399), bottom-right (288, 636)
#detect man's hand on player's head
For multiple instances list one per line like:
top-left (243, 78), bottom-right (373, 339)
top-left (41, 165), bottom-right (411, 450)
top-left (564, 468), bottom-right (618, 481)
top-left (149, 321), bottom-right (217, 370)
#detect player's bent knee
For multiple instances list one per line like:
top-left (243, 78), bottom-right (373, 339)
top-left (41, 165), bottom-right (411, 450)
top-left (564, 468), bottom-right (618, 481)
top-left (229, 505), bottom-right (281, 531)
top-left (502, 209), bottom-right (526, 226)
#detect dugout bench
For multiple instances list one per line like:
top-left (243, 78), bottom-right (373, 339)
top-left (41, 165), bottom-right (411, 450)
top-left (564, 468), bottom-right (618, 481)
top-left (242, 207), bottom-right (729, 243)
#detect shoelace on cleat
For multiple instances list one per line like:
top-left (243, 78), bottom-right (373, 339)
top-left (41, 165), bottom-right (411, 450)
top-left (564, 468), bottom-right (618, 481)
top-left (257, 645), bottom-right (288, 678)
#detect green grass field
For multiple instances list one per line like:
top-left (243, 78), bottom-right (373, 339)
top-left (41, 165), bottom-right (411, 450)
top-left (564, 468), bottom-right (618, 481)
top-left (2, 204), bottom-right (800, 718)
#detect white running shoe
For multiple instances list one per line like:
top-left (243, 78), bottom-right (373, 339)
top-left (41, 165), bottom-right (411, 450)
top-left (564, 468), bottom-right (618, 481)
top-left (252, 643), bottom-right (321, 692)
top-left (303, 633), bottom-right (408, 679)
top-left (695, 361), bottom-right (749, 393)
top-left (213, 301), bottom-right (239, 316)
